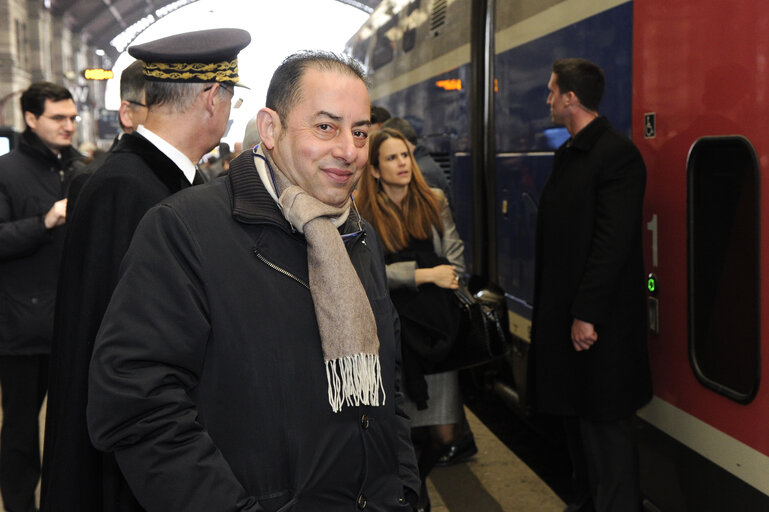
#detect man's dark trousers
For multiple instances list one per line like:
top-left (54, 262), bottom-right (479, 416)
top-left (0, 355), bottom-right (49, 512)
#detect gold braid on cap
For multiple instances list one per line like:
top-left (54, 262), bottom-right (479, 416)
top-left (143, 58), bottom-right (239, 83)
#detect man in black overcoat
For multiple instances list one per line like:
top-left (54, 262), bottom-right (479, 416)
top-left (40, 28), bottom-right (251, 512)
top-left (531, 58), bottom-right (652, 512)
top-left (0, 81), bottom-right (82, 512)
top-left (86, 51), bottom-right (420, 511)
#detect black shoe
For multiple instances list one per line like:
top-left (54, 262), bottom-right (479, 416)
top-left (434, 436), bottom-right (478, 467)
top-left (563, 496), bottom-right (595, 512)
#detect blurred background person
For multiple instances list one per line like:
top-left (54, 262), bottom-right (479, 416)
top-left (356, 127), bottom-right (465, 512)
top-left (370, 104), bottom-right (391, 132)
top-left (241, 114), bottom-right (261, 152)
top-left (65, 59), bottom-right (148, 219)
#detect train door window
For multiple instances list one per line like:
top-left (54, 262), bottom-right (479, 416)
top-left (403, 27), bottom-right (416, 53)
top-left (687, 136), bottom-right (760, 403)
top-left (403, 0), bottom-right (420, 52)
top-left (352, 39), bottom-right (369, 67)
top-left (372, 17), bottom-right (398, 70)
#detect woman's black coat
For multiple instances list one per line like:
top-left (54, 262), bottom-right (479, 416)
top-left (530, 116), bottom-right (652, 420)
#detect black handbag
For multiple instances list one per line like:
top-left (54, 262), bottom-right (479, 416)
top-left (432, 286), bottom-right (510, 373)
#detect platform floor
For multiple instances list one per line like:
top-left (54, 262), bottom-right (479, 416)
top-left (427, 408), bottom-right (564, 511)
top-left (0, 402), bottom-right (564, 511)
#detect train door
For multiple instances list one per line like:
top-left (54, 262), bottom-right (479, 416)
top-left (633, 1), bottom-right (769, 508)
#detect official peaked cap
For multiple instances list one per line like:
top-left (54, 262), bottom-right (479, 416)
top-left (128, 28), bottom-right (251, 87)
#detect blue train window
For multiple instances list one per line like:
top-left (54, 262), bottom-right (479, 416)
top-left (687, 136), bottom-right (760, 403)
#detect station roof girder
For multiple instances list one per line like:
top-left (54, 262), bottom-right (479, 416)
top-left (51, 0), bottom-right (381, 61)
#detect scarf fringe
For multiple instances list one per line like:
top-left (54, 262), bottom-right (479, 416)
top-left (325, 354), bottom-right (386, 413)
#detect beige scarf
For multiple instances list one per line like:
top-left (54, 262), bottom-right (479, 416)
top-left (260, 149), bottom-right (385, 412)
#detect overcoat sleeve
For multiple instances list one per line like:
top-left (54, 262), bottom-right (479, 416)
top-left (570, 141), bottom-right (646, 325)
top-left (87, 204), bottom-right (261, 512)
top-left (0, 186), bottom-right (50, 260)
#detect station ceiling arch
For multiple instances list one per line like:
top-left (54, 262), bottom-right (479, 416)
top-left (50, 0), bottom-right (380, 62)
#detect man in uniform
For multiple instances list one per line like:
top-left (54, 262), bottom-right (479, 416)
top-left (0, 81), bottom-right (82, 512)
top-left (63, 59), bottom-right (148, 219)
top-left (40, 28), bottom-right (250, 512)
top-left (531, 58), bottom-right (652, 512)
top-left (87, 51), bottom-right (420, 511)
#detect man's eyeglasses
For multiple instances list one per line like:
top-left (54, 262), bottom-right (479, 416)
top-left (126, 100), bottom-right (147, 108)
top-left (42, 114), bottom-right (80, 125)
top-left (202, 83), bottom-right (242, 109)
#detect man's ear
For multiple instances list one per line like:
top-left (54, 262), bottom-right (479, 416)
top-left (24, 111), bottom-right (38, 131)
top-left (118, 101), bottom-right (133, 130)
top-left (257, 108), bottom-right (280, 150)
top-left (565, 90), bottom-right (578, 108)
top-left (202, 83), bottom-right (222, 116)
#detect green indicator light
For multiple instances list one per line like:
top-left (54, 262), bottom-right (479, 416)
top-left (648, 278), bottom-right (656, 293)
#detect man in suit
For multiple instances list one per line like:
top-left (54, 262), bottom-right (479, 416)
top-left (40, 28), bottom-right (250, 512)
top-left (531, 58), bottom-right (652, 512)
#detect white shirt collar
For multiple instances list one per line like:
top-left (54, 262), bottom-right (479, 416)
top-left (136, 125), bottom-right (196, 184)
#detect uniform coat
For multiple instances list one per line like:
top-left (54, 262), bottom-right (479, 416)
top-left (41, 132), bottom-right (197, 512)
top-left (87, 152), bottom-right (420, 511)
top-left (531, 116), bottom-right (652, 420)
top-left (0, 130), bottom-right (81, 355)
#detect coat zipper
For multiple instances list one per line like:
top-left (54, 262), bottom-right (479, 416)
top-left (253, 250), bottom-right (310, 290)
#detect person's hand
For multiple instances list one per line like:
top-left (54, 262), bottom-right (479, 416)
top-left (431, 264), bottom-right (459, 289)
top-left (44, 198), bottom-right (67, 229)
top-left (571, 318), bottom-right (597, 351)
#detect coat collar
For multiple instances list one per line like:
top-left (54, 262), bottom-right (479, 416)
top-left (114, 132), bottom-right (191, 193)
top-left (19, 129), bottom-right (81, 169)
top-left (562, 116), bottom-right (610, 152)
top-left (227, 150), bottom-right (364, 237)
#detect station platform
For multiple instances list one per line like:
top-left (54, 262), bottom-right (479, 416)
top-left (2, 401), bottom-right (565, 511)
top-left (426, 408), bottom-right (565, 511)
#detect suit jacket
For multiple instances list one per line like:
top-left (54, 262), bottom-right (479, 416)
top-left (530, 116), bottom-right (652, 420)
top-left (86, 151), bottom-right (420, 511)
top-left (41, 132), bottom-right (195, 512)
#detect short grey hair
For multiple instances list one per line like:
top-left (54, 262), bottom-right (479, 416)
top-left (144, 81), bottom-right (230, 112)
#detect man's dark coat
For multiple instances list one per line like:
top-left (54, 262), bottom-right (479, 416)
top-left (413, 145), bottom-right (451, 203)
top-left (530, 116), bottom-right (652, 421)
top-left (87, 152), bottom-right (420, 511)
top-left (41, 133), bottom-right (197, 512)
top-left (0, 129), bottom-right (81, 355)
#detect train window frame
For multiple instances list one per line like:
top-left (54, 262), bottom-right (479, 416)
top-left (687, 135), bottom-right (760, 404)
